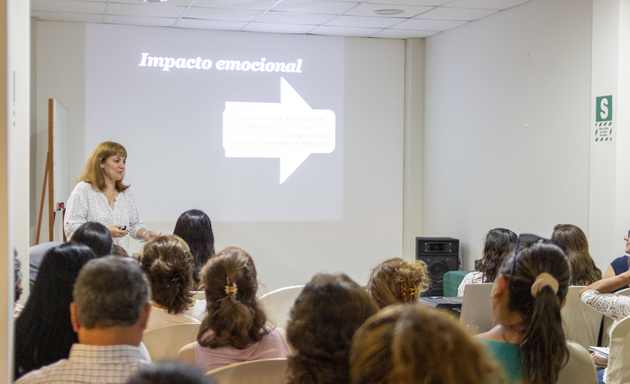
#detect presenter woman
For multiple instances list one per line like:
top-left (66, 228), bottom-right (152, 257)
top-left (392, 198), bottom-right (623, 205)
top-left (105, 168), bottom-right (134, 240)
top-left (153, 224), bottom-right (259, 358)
top-left (64, 141), bottom-right (158, 251)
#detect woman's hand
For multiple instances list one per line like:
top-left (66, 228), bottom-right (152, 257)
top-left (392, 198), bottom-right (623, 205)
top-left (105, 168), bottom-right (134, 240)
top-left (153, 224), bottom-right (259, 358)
top-left (107, 224), bottom-right (129, 238)
top-left (143, 230), bottom-right (160, 240)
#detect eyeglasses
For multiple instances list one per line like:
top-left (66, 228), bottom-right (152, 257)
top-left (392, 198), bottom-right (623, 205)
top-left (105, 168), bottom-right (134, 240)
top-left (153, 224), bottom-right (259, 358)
top-left (509, 234), bottom-right (557, 289)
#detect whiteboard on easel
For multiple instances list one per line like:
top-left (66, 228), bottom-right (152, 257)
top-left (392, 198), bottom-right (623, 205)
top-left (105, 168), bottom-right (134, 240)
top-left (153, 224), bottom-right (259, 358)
top-left (51, 99), bottom-right (69, 211)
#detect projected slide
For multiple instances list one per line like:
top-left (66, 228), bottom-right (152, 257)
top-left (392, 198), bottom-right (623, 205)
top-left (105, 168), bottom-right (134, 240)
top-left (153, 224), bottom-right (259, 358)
top-left (85, 24), bottom-right (343, 222)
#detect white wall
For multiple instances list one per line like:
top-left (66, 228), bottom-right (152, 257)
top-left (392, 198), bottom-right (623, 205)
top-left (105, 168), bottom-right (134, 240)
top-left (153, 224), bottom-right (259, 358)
top-left (32, 22), bottom-right (406, 291)
top-left (424, 0), bottom-right (593, 269)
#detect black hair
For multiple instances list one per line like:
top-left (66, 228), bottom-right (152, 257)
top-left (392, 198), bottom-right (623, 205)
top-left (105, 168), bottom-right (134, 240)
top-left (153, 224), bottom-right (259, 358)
top-left (70, 221), bottom-right (113, 257)
top-left (173, 209), bottom-right (215, 285)
top-left (14, 243), bottom-right (97, 379)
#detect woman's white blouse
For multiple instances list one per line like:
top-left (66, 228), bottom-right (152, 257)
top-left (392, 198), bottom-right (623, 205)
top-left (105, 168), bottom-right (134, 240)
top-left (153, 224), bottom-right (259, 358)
top-left (581, 289), bottom-right (630, 321)
top-left (64, 181), bottom-right (146, 251)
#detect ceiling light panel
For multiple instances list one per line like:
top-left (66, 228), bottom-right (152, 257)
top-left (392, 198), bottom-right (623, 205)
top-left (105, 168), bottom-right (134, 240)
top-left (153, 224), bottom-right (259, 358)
top-left (309, 25), bottom-right (382, 37)
top-left (392, 18), bottom-right (467, 31)
top-left (31, 10), bottom-right (103, 22)
top-left (255, 11), bottom-right (335, 25)
top-left (242, 22), bottom-right (318, 33)
top-left (325, 15), bottom-right (404, 28)
top-left (271, 0), bottom-right (359, 15)
top-left (102, 15), bottom-right (177, 26)
top-left (106, 3), bottom-right (187, 17)
top-left (31, 0), bottom-right (106, 14)
top-left (366, 0), bottom-right (449, 5)
top-left (112, 0), bottom-right (194, 5)
top-left (175, 18), bottom-right (249, 30)
top-left (344, 3), bottom-right (432, 17)
top-left (185, 7), bottom-right (264, 21)
top-left (193, 0), bottom-right (281, 11)
top-left (415, 6), bottom-right (498, 20)
top-left (371, 28), bottom-right (438, 38)
top-left (445, 0), bottom-right (532, 10)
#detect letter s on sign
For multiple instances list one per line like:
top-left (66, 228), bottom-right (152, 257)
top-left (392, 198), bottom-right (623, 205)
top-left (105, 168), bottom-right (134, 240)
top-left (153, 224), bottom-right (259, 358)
top-left (600, 98), bottom-right (609, 120)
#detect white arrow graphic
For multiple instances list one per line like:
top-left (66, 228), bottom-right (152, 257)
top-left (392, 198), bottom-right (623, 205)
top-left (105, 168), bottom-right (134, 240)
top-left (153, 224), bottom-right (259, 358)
top-left (223, 77), bottom-right (336, 183)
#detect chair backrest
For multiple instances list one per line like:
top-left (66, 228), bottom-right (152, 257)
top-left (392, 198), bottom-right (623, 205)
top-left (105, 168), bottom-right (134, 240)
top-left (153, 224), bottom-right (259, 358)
top-left (177, 341), bottom-right (196, 365)
top-left (257, 286), bottom-right (305, 328)
top-left (207, 358), bottom-right (288, 384)
top-left (443, 270), bottom-right (473, 297)
top-left (604, 316), bottom-right (630, 384)
top-left (561, 286), bottom-right (604, 351)
top-left (459, 283), bottom-right (493, 333)
top-left (142, 323), bottom-right (200, 361)
top-left (192, 291), bottom-right (206, 301)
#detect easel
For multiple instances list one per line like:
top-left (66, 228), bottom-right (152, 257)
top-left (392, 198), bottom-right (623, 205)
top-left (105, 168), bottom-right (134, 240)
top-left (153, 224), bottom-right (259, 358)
top-left (35, 99), bottom-right (67, 244)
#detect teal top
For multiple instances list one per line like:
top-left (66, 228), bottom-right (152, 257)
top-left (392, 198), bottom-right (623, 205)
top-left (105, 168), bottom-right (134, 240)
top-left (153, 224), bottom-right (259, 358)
top-left (478, 338), bottom-right (523, 384)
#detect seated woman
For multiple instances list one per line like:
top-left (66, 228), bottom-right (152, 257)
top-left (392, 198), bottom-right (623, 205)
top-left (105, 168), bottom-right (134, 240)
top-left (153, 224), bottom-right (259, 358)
top-left (601, 231), bottom-right (630, 292)
top-left (580, 269), bottom-right (630, 321)
top-left (551, 224), bottom-right (602, 285)
top-left (367, 258), bottom-right (428, 309)
top-left (287, 273), bottom-right (377, 384)
top-left (458, 228), bottom-right (517, 297)
top-left (173, 209), bottom-right (215, 288)
top-left (477, 236), bottom-right (597, 384)
top-left (70, 221), bottom-right (114, 257)
top-left (14, 243), bottom-right (98, 379)
top-left (141, 235), bottom-right (206, 331)
top-left (350, 303), bottom-right (503, 384)
top-left (191, 247), bottom-right (289, 372)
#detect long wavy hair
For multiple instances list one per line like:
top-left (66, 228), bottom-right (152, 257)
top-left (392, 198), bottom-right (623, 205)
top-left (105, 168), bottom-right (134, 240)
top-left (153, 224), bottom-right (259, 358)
top-left (350, 304), bottom-right (504, 384)
top-left (500, 242), bottom-right (571, 384)
top-left (78, 141), bottom-right (129, 192)
top-left (551, 224), bottom-right (602, 285)
top-left (478, 228), bottom-right (517, 283)
top-left (287, 273), bottom-right (377, 384)
top-left (197, 247), bottom-right (267, 349)
top-left (367, 258), bottom-right (429, 309)
top-left (14, 244), bottom-right (97, 379)
top-left (173, 209), bottom-right (215, 286)
top-left (140, 235), bottom-right (195, 314)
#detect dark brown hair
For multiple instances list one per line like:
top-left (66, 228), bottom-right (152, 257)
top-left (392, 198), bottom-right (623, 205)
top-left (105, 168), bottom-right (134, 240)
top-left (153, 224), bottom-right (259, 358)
top-left (78, 141), bottom-right (129, 192)
top-left (140, 235), bottom-right (194, 314)
top-left (478, 228), bottom-right (517, 283)
top-left (197, 247), bottom-right (267, 349)
top-left (500, 242), bottom-right (571, 384)
top-left (551, 224), bottom-right (602, 285)
top-left (350, 304), bottom-right (504, 384)
top-left (367, 258), bottom-right (429, 309)
top-left (287, 273), bottom-right (377, 384)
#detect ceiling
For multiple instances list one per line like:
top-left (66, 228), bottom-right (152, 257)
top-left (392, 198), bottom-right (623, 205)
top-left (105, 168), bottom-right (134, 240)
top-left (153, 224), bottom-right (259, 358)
top-left (31, 0), bottom-right (533, 39)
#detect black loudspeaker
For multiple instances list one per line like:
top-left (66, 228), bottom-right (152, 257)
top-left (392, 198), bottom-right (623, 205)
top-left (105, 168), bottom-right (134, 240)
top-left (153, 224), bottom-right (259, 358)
top-left (416, 237), bottom-right (460, 297)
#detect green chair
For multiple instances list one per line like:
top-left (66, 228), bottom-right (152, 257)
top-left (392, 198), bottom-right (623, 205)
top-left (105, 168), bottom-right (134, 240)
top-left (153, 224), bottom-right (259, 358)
top-left (442, 270), bottom-right (473, 297)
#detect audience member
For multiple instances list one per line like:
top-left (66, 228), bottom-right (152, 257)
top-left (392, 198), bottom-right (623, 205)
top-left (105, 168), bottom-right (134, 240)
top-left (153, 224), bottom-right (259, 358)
top-left (552, 224), bottom-right (602, 285)
top-left (458, 228), bottom-right (517, 297)
top-left (173, 209), bottom-right (215, 287)
top-left (125, 361), bottom-right (216, 384)
top-left (580, 269), bottom-right (630, 321)
top-left (14, 249), bottom-right (23, 319)
top-left (27, 241), bottom-right (63, 290)
top-left (602, 230), bottom-right (630, 291)
top-left (477, 236), bottom-right (597, 384)
top-left (367, 258), bottom-right (428, 309)
top-left (141, 235), bottom-right (206, 330)
top-left (14, 243), bottom-right (98, 379)
top-left (70, 221), bottom-right (114, 257)
top-left (114, 244), bottom-right (129, 257)
top-left (190, 247), bottom-right (289, 372)
top-left (286, 273), bottom-right (377, 384)
top-left (15, 256), bottom-right (152, 384)
top-left (350, 303), bottom-right (504, 384)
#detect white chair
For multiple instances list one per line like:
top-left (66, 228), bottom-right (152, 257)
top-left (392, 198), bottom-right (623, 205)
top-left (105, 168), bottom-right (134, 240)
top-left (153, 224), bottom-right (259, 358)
top-left (207, 358), bottom-right (288, 384)
top-left (459, 283), bottom-right (493, 334)
top-left (142, 323), bottom-right (200, 361)
top-left (192, 291), bottom-right (206, 301)
top-left (178, 341), bottom-right (197, 365)
top-left (561, 286), bottom-right (604, 351)
top-left (257, 285), bottom-right (305, 328)
top-left (603, 316), bottom-right (630, 384)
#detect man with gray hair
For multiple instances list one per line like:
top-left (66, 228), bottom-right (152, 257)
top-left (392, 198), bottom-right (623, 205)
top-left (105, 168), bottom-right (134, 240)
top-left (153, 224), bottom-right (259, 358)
top-left (16, 256), bottom-right (152, 383)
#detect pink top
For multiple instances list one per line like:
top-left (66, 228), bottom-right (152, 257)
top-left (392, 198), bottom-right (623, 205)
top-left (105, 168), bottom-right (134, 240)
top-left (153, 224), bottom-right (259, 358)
top-left (195, 327), bottom-right (290, 372)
